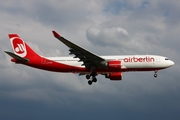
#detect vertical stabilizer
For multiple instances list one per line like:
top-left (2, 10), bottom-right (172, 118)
top-left (8, 34), bottom-right (40, 58)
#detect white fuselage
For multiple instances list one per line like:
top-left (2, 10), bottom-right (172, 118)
top-left (46, 55), bottom-right (174, 71)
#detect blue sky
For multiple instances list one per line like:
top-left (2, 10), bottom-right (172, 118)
top-left (0, 0), bottom-right (180, 119)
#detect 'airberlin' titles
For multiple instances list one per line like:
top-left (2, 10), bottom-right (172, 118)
top-left (124, 56), bottom-right (155, 62)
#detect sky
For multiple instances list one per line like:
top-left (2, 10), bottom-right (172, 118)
top-left (0, 0), bottom-right (180, 119)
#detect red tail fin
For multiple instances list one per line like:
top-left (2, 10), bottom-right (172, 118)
top-left (9, 34), bottom-right (40, 58)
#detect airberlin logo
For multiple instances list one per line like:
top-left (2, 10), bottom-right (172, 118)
top-left (14, 43), bottom-right (25, 53)
top-left (124, 56), bottom-right (155, 63)
top-left (11, 37), bottom-right (27, 57)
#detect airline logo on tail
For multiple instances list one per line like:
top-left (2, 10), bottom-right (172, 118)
top-left (10, 37), bottom-right (27, 57)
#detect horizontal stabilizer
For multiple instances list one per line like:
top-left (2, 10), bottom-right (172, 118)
top-left (4, 51), bottom-right (29, 63)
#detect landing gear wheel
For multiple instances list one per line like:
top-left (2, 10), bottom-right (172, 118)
top-left (86, 66), bottom-right (97, 85)
top-left (154, 74), bottom-right (157, 78)
top-left (86, 74), bottom-right (90, 79)
top-left (92, 77), bottom-right (97, 83)
top-left (88, 80), bottom-right (92, 85)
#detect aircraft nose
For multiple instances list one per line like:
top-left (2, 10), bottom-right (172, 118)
top-left (170, 60), bottom-right (174, 66)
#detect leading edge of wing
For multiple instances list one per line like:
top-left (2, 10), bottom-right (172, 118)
top-left (52, 31), bottom-right (79, 49)
top-left (52, 31), bottom-right (97, 55)
top-left (52, 31), bottom-right (106, 67)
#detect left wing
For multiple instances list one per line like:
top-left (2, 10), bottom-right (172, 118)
top-left (52, 31), bottom-right (106, 68)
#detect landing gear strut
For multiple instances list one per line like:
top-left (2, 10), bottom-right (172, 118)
top-left (154, 70), bottom-right (158, 78)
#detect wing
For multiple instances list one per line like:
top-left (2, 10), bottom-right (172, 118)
top-left (52, 31), bottom-right (106, 68)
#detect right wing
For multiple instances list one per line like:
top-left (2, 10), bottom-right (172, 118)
top-left (52, 31), bottom-right (106, 68)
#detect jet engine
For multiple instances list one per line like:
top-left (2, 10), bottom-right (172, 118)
top-left (105, 72), bottom-right (122, 80)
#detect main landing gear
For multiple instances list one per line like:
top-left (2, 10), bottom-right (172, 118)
top-left (86, 72), bottom-right (97, 85)
top-left (154, 70), bottom-right (158, 78)
top-left (85, 66), bottom-right (98, 85)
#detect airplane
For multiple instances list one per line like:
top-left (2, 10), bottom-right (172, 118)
top-left (5, 31), bottom-right (174, 85)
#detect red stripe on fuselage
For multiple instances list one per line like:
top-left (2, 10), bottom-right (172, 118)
top-left (23, 57), bottom-right (87, 72)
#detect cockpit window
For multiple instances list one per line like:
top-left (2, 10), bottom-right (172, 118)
top-left (165, 58), bottom-right (168, 60)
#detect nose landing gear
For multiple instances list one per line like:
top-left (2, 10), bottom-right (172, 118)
top-left (154, 70), bottom-right (158, 78)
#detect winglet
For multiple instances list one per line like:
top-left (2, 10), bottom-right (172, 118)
top-left (52, 31), bottom-right (61, 38)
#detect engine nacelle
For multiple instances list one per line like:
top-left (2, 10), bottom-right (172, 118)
top-left (105, 72), bottom-right (122, 80)
top-left (107, 60), bottom-right (121, 70)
